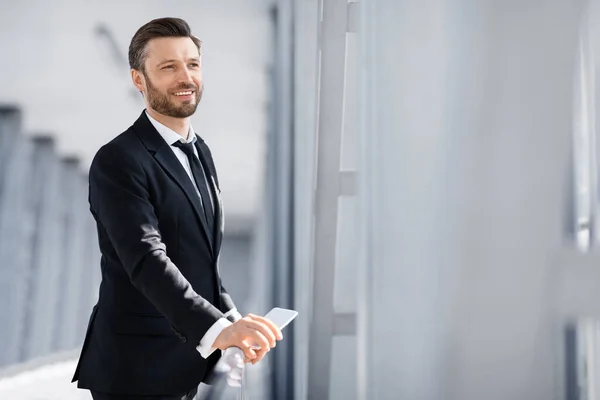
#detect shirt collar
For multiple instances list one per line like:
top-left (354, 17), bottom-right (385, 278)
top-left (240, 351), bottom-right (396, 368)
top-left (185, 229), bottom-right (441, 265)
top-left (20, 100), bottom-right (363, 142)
top-left (145, 110), bottom-right (196, 146)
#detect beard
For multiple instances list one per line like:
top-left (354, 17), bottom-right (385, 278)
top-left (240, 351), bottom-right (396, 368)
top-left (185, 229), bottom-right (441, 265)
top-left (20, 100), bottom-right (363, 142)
top-left (144, 74), bottom-right (203, 118)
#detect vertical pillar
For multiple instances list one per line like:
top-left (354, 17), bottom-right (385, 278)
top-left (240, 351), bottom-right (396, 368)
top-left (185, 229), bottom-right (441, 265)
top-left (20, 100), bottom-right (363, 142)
top-left (53, 158), bottom-right (88, 350)
top-left (21, 137), bottom-right (67, 360)
top-left (0, 107), bottom-right (36, 366)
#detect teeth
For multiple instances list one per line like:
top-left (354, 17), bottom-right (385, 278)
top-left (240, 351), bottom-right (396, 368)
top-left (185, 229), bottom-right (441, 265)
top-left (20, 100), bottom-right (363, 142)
top-left (175, 91), bottom-right (193, 96)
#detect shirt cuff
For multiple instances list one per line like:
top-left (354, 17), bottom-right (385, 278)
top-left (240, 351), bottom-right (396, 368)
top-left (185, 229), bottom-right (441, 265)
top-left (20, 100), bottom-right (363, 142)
top-left (223, 308), bottom-right (242, 322)
top-left (196, 317), bottom-right (232, 359)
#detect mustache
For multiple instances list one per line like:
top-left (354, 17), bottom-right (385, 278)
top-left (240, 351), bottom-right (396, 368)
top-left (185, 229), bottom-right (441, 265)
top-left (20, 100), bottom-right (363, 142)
top-left (171, 83), bottom-right (199, 91)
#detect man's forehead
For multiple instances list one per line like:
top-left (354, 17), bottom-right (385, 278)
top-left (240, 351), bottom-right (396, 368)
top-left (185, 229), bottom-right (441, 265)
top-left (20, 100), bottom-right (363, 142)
top-left (145, 37), bottom-right (201, 61)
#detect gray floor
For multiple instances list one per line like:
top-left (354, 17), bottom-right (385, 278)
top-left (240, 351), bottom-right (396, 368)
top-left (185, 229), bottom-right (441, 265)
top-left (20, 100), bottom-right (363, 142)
top-left (0, 359), bottom-right (89, 399)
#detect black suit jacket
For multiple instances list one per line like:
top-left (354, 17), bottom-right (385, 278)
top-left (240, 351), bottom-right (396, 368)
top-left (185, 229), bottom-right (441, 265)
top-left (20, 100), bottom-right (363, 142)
top-left (72, 111), bottom-right (237, 396)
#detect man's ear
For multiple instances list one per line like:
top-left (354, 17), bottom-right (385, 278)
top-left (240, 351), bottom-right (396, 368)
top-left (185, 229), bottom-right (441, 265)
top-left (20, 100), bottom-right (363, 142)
top-left (131, 69), bottom-right (145, 93)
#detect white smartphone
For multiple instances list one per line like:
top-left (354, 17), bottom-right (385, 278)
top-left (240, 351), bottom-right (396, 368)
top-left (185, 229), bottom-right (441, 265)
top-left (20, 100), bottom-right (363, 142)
top-left (264, 307), bottom-right (298, 330)
top-left (250, 307), bottom-right (298, 351)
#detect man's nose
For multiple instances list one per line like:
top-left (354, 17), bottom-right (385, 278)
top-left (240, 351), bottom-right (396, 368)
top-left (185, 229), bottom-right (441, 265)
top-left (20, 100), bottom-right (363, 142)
top-left (177, 66), bottom-right (194, 84)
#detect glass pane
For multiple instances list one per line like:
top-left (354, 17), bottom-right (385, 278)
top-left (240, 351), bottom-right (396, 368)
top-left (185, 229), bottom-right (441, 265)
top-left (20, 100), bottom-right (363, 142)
top-left (330, 336), bottom-right (358, 400)
top-left (334, 196), bottom-right (358, 314)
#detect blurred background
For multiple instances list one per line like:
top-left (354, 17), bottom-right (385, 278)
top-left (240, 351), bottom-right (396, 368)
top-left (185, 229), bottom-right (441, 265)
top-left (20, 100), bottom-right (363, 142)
top-left (3, 0), bottom-right (600, 399)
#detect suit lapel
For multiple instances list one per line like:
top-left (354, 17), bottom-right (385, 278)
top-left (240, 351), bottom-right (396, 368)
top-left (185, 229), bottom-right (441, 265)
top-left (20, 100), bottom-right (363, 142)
top-left (132, 111), bottom-right (214, 253)
top-left (154, 147), bottom-right (214, 250)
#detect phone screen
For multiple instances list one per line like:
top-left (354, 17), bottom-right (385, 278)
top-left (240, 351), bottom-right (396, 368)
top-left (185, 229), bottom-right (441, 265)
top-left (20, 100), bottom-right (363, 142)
top-left (264, 307), bottom-right (298, 330)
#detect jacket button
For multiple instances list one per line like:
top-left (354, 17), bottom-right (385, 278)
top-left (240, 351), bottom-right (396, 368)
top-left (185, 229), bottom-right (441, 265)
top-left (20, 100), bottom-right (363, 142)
top-left (181, 336), bottom-right (187, 343)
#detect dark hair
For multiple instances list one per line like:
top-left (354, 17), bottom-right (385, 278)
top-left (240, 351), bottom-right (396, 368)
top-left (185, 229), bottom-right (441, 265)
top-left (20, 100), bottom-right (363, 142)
top-left (128, 17), bottom-right (202, 72)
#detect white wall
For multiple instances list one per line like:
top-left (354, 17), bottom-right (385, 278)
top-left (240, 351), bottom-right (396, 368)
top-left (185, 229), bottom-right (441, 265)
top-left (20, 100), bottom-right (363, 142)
top-left (357, 1), bottom-right (586, 399)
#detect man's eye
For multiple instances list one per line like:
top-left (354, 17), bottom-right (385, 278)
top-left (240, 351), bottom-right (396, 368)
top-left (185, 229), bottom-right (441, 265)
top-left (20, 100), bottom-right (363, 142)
top-left (189, 63), bottom-right (200, 68)
top-left (162, 65), bottom-right (174, 70)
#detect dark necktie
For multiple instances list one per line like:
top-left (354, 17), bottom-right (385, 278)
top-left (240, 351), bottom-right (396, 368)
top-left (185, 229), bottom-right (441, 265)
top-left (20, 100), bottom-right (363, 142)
top-left (173, 140), bottom-right (215, 235)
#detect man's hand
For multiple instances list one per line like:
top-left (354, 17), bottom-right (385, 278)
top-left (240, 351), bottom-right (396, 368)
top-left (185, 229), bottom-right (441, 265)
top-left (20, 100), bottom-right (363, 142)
top-left (213, 313), bottom-right (283, 364)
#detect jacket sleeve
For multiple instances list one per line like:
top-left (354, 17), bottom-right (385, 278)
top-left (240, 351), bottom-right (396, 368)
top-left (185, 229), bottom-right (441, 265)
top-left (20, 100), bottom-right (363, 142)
top-left (219, 279), bottom-right (237, 315)
top-left (89, 143), bottom-right (223, 345)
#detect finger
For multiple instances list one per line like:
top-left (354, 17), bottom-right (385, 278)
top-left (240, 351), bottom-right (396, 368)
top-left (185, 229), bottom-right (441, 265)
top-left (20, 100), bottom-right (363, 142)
top-left (243, 336), bottom-right (268, 364)
top-left (244, 319), bottom-right (277, 347)
top-left (245, 328), bottom-right (271, 352)
top-left (252, 346), bottom-right (269, 365)
top-left (239, 341), bottom-right (258, 361)
top-left (242, 350), bottom-right (255, 364)
top-left (248, 314), bottom-right (283, 341)
top-left (243, 347), bottom-right (257, 362)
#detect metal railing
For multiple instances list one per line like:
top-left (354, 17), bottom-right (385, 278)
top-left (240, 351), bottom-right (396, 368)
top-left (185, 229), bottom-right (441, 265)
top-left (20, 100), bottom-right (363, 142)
top-left (196, 347), bottom-right (246, 400)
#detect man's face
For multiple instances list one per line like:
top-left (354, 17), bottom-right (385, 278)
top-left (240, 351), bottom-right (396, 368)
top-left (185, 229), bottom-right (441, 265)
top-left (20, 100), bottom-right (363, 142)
top-left (135, 37), bottom-right (203, 118)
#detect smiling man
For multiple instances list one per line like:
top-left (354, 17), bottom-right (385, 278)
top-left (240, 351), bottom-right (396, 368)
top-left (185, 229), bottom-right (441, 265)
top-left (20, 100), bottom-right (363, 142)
top-left (71, 18), bottom-right (282, 400)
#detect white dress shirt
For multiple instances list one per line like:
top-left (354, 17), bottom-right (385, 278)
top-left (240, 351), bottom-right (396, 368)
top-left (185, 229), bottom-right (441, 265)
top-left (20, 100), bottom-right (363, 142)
top-left (145, 111), bottom-right (242, 358)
